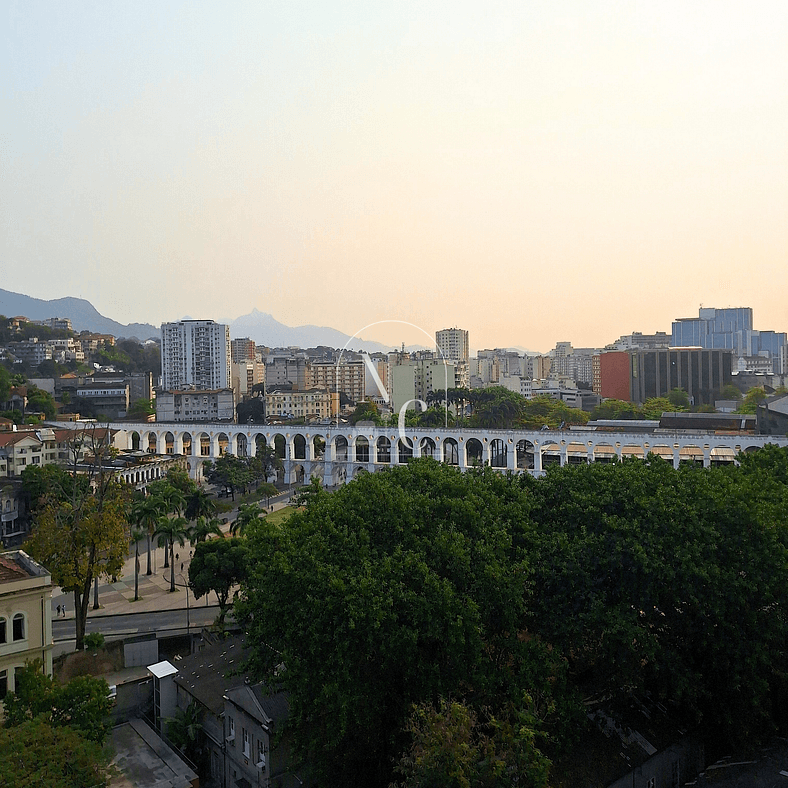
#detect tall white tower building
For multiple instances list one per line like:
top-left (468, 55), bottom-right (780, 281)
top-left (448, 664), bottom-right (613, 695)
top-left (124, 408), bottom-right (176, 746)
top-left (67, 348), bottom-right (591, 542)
top-left (436, 328), bottom-right (469, 363)
top-left (161, 320), bottom-right (231, 390)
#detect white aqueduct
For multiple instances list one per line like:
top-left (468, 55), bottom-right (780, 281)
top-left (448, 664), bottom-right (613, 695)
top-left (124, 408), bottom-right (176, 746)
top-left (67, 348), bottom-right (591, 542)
top-left (84, 422), bottom-right (788, 488)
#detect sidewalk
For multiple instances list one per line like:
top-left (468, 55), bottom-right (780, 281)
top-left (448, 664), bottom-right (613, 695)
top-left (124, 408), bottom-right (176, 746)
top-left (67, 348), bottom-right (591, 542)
top-left (50, 495), bottom-right (294, 622)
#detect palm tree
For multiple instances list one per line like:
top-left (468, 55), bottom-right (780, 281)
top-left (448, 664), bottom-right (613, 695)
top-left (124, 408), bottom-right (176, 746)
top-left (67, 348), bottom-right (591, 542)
top-left (231, 503), bottom-right (264, 537)
top-left (154, 515), bottom-right (190, 592)
top-left (167, 702), bottom-right (203, 761)
top-left (131, 497), bottom-right (162, 576)
top-left (189, 516), bottom-right (224, 545)
top-left (130, 529), bottom-right (146, 601)
top-left (185, 488), bottom-right (216, 523)
top-left (158, 485), bottom-right (186, 518)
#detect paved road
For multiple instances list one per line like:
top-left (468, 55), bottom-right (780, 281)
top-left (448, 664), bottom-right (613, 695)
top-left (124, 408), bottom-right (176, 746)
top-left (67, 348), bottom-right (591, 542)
top-left (53, 606), bottom-right (224, 642)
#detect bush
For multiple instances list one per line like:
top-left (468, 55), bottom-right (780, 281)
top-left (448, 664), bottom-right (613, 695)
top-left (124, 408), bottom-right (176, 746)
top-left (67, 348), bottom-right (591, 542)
top-left (83, 632), bottom-right (105, 650)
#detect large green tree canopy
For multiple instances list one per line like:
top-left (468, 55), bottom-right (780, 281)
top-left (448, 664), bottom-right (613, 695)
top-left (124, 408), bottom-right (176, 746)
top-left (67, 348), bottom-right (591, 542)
top-left (237, 449), bottom-right (788, 787)
top-left (236, 460), bottom-right (554, 787)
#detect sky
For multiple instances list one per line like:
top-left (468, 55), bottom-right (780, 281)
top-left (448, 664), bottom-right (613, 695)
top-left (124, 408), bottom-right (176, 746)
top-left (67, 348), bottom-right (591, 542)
top-left (2, 1), bottom-right (787, 353)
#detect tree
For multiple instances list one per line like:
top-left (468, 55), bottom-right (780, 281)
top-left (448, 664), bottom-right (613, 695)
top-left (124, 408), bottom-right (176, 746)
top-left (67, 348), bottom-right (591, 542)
top-left (520, 454), bottom-right (788, 747)
top-left (189, 515), bottom-right (224, 545)
top-left (4, 662), bottom-right (113, 745)
top-left (26, 431), bottom-right (131, 651)
top-left (255, 446), bottom-right (283, 484)
top-left (148, 479), bottom-right (188, 572)
top-left (231, 503), bottom-right (264, 537)
top-left (154, 515), bottom-right (190, 592)
top-left (167, 702), bottom-right (203, 764)
top-left (0, 717), bottom-right (111, 788)
top-left (189, 537), bottom-right (248, 625)
top-left (349, 400), bottom-right (382, 425)
top-left (471, 387), bottom-right (527, 429)
top-left (667, 387), bottom-right (690, 409)
top-left (0, 364), bottom-right (10, 403)
top-left (26, 385), bottom-right (57, 419)
top-left (236, 460), bottom-right (543, 788)
top-left (21, 463), bottom-right (89, 515)
top-left (737, 386), bottom-right (767, 414)
top-left (205, 454), bottom-right (249, 500)
top-left (256, 481), bottom-right (280, 508)
top-left (641, 396), bottom-right (673, 419)
top-left (130, 528), bottom-right (146, 601)
top-left (394, 697), bottom-right (550, 788)
top-left (131, 495), bottom-right (162, 576)
top-left (128, 398), bottom-right (155, 419)
top-left (589, 399), bottom-right (642, 421)
top-left (720, 383), bottom-right (742, 401)
top-left (185, 488), bottom-right (216, 523)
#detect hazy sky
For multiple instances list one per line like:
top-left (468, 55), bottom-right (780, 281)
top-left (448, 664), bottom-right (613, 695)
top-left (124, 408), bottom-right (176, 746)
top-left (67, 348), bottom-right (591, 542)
top-left (2, 1), bottom-right (786, 352)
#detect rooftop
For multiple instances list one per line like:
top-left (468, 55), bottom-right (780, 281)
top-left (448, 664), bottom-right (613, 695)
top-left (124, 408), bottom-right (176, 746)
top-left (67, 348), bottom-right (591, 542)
top-left (110, 718), bottom-right (198, 788)
top-left (172, 635), bottom-right (250, 716)
top-left (0, 550), bottom-right (51, 585)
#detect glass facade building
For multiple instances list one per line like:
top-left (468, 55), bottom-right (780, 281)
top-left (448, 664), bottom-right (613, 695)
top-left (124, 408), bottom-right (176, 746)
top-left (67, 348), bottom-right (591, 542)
top-left (672, 308), bottom-right (786, 374)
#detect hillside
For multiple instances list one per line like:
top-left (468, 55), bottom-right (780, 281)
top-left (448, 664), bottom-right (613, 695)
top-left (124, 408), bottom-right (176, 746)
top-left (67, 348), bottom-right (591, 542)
top-left (0, 288), bottom-right (159, 340)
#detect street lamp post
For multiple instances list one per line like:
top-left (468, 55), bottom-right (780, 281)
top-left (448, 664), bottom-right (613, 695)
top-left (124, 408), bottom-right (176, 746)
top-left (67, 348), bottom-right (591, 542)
top-left (177, 573), bottom-right (190, 633)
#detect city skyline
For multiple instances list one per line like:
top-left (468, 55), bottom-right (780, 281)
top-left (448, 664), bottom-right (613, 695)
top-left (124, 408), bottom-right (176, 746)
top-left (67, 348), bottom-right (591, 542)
top-left (3, 2), bottom-right (787, 351)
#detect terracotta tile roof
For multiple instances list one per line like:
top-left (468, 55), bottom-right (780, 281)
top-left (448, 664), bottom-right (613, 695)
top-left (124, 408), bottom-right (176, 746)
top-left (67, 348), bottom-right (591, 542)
top-left (0, 431), bottom-right (39, 448)
top-left (0, 554), bottom-right (28, 583)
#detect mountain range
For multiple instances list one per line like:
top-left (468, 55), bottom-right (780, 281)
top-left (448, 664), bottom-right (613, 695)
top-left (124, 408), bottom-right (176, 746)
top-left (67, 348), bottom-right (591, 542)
top-left (0, 288), bottom-right (160, 340)
top-left (0, 288), bottom-right (407, 352)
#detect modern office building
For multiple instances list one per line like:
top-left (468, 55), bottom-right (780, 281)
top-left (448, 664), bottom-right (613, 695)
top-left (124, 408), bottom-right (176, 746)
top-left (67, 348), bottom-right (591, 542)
top-left (597, 348), bottom-right (733, 405)
top-left (672, 307), bottom-right (786, 374)
top-left (160, 320), bottom-right (231, 391)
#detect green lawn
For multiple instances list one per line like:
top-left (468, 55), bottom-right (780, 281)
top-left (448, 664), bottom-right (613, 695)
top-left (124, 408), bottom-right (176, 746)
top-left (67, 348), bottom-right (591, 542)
top-left (264, 506), bottom-right (296, 526)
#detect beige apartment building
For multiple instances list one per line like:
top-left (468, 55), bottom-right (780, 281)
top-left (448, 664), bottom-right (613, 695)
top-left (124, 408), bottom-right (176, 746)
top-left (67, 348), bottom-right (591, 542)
top-left (231, 360), bottom-right (265, 401)
top-left (265, 388), bottom-right (339, 421)
top-left (0, 550), bottom-right (53, 697)
top-left (0, 428), bottom-right (58, 478)
top-left (308, 360), bottom-right (366, 402)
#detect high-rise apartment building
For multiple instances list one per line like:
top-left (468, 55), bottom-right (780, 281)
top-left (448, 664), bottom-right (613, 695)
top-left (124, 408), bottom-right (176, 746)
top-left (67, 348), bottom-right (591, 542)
top-left (231, 338), bottom-right (256, 364)
top-left (389, 356), bottom-right (457, 413)
top-left (436, 328), bottom-right (469, 364)
top-left (308, 360), bottom-right (366, 403)
top-left (160, 320), bottom-right (231, 390)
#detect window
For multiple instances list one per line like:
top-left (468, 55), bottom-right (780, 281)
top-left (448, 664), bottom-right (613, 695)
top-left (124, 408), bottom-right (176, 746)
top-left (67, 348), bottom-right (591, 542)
top-left (0, 618), bottom-right (5, 643)
top-left (226, 716), bottom-right (235, 744)
top-left (0, 671), bottom-right (6, 700)
top-left (12, 613), bottom-right (24, 641)
top-left (242, 727), bottom-right (250, 757)
top-left (257, 740), bottom-right (266, 769)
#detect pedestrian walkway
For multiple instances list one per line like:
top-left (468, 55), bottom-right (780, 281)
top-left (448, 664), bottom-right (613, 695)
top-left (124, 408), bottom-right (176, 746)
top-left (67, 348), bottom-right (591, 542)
top-left (51, 494), bottom-right (295, 622)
